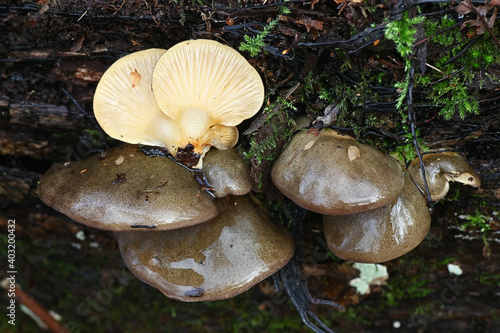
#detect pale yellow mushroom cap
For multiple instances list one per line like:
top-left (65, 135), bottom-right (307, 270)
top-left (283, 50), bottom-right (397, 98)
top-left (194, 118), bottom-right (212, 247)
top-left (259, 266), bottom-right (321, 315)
top-left (94, 40), bottom-right (264, 168)
top-left (152, 39), bottom-right (264, 157)
top-left (94, 49), bottom-right (180, 149)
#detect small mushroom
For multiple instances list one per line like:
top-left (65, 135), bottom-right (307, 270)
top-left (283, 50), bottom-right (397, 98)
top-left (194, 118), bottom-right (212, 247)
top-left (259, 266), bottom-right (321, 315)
top-left (271, 129), bottom-right (405, 215)
top-left (116, 195), bottom-right (294, 302)
top-left (408, 151), bottom-right (481, 201)
top-left (202, 148), bottom-right (253, 198)
top-left (37, 145), bottom-right (227, 231)
top-left (94, 40), bottom-right (264, 168)
top-left (323, 173), bottom-right (431, 263)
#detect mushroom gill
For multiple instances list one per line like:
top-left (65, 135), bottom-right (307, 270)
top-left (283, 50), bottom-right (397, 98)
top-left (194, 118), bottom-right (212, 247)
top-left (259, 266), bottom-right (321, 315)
top-left (93, 40), bottom-right (265, 169)
top-left (408, 151), bottom-right (481, 201)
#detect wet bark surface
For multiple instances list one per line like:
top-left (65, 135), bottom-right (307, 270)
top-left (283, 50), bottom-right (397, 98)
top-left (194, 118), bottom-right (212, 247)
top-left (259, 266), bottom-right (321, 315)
top-left (1, 1), bottom-right (500, 332)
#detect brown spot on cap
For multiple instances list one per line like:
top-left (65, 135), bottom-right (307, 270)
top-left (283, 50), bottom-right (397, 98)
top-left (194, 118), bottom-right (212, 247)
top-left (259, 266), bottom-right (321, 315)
top-left (129, 68), bottom-right (141, 88)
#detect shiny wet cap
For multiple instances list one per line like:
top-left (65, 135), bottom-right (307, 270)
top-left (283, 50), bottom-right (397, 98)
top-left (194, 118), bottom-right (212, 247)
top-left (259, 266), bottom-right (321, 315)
top-left (323, 173), bottom-right (431, 263)
top-left (271, 129), bottom-right (405, 215)
top-left (116, 195), bottom-right (294, 301)
top-left (37, 144), bottom-right (227, 231)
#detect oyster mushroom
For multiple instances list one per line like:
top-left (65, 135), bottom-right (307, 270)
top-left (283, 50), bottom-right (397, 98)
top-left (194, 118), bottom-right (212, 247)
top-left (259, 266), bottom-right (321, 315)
top-left (323, 173), bottom-right (431, 263)
top-left (116, 195), bottom-right (294, 302)
top-left (202, 148), bottom-right (253, 198)
top-left (37, 145), bottom-right (228, 231)
top-left (271, 129), bottom-right (405, 215)
top-left (94, 40), bottom-right (264, 169)
top-left (408, 151), bottom-right (481, 201)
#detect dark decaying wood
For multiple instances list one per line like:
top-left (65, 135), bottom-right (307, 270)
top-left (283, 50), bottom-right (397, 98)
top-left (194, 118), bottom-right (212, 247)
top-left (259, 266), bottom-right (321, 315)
top-left (1, 1), bottom-right (499, 332)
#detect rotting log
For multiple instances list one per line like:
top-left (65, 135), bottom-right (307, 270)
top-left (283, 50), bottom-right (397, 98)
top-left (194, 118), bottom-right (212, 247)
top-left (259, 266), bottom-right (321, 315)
top-left (1, 1), bottom-right (499, 333)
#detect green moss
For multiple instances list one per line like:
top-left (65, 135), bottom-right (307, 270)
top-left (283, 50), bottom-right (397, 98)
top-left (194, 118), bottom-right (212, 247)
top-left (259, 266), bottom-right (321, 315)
top-left (459, 209), bottom-right (492, 233)
top-left (384, 12), bottom-right (425, 71)
top-left (384, 274), bottom-right (435, 306)
top-left (383, 259), bottom-right (436, 306)
top-left (425, 15), bottom-right (460, 47)
top-left (239, 18), bottom-right (279, 57)
top-left (279, 0), bottom-right (291, 15)
top-left (394, 131), bottom-right (429, 162)
top-left (477, 274), bottom-right (500, 287)
top-left (242, 95), bottom-right (296, 191)
top-left (417, 15), bottom-right (499, 120)
top-left (384, 11), bottom-right (498, 125)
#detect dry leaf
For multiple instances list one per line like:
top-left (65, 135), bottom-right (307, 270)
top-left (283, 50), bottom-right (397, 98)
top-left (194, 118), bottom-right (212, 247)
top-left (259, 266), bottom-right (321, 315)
top-left (467, 6), bottom-right (497, 35)
top-left (348, 146), bottom-right (361, 161)
top-left (455, 0), bottom-right (498, 35)
top-left (297, 17), bottom-right (324, 31)
top-left (303, 141), bottom-right (315, 151)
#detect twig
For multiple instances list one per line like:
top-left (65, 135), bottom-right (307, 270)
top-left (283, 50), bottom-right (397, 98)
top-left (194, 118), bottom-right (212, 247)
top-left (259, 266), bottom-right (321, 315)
top-left (61, 87), bottom-right (109, 149)
top-left (427, 68), bottom-right (463, 85)
top-left (413, 22), bottom-right (462, 46)
top-left (442, 36), bottom-right (482, 65)
top-left (1, 281), bottom-right (69, 333)
top-left (469, 3), bottom-right (500, 49)
top-left (407, 62), bottom-right (432, 202)
top-left (77, 8), bottom-right (89, 22)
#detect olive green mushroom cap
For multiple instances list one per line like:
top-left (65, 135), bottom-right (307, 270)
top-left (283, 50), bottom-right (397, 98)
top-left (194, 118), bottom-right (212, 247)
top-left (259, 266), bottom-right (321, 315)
top-left (37, 145), bottom-right (227, 231)
top-left (115, 195), bottom-right (294, 302)
top-left (408, 151), bottom-right (481, 201)
top-left (323, 173), bottom-right (431, 263)
top-left (202, 148), bottom-right (253, 198)
top-left (271, 129), bottom-right (405, 215)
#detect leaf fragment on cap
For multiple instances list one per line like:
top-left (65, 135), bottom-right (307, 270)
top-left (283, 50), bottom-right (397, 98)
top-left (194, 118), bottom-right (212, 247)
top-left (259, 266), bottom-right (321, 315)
top-left (348, 145), bottom-right (361, 161)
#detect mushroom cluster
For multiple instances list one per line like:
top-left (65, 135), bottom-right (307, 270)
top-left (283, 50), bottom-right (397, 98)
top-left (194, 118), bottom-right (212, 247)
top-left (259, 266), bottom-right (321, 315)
top-left (93, 40), bottom-right (264, 169)
top-left (38, 39), bottom-right (294, 301)
top-left (272, 128), bottom-right (481, 263)
top-left (38, 38), bottom-right (483, 313)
